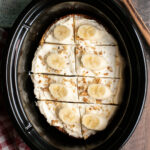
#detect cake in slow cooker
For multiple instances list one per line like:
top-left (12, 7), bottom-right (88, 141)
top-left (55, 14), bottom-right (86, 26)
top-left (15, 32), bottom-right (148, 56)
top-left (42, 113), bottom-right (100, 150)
top-left (31, 14), bottom-right (125, 139)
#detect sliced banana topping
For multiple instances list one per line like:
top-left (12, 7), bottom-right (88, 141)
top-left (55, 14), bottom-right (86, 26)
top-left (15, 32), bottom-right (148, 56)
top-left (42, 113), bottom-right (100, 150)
top-left (49, 83), bottom-right (68, 100)
top-left (53, 25), bottom-right (71, 41)
top-left (81, 54), bottom-right (107, 71)
top-left (88, 84), bottom-right (112, 99)
top-left (46, 53), bottom-right (66, 70)
top-left (59, 107), bottom-right (79, 125)
top-left (77, 24), bottom-right (97, 40)
top-left (82, 114), bottom-right (108, 130)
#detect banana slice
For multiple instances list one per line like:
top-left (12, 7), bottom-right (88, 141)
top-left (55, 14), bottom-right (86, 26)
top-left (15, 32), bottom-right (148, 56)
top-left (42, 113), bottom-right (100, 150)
top-left (88, 84), bottom-right (112, 99)
top-left (81, 54), bottom-right (107, 71)
top-left (46, 53), bottom-right (66, 70)
top-left (77, 24), bottom-right (97, 40)
top-left (53, 25), bottom-right (71, 41)
top-left (59, 107), bottom-right (79, 125)
top-left (82, 114), bottom-right (108, 130)
top-left (49, 83), bottom-right (68, 100)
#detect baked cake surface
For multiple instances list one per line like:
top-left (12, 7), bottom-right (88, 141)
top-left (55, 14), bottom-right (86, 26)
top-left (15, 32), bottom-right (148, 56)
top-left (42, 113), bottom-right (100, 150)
top-left (31, 14), bottom-right (125, 139)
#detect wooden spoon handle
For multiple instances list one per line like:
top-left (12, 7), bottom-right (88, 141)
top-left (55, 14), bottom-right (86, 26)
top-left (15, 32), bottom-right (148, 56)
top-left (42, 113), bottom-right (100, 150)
top-left (121, 0), bottom-right (150, 46)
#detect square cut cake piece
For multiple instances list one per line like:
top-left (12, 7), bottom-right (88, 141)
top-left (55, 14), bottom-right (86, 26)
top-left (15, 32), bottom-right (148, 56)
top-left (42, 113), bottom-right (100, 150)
top-left (76, 45), bottom-right (124, 78)
top-left (78, 77), bottom-right (124, 104)
top-left (32, 44), bottom-right (76, 75)
top-left (74, 15), bottom-right (117, 45)
top-left (36, 101), bottom-right (83, 138)
top-left (31, 74), bottom-right (78, 102)
top-left (42, 15), bottom-right (74, 44)
top-left (79, 104), bottom-right (118, 139)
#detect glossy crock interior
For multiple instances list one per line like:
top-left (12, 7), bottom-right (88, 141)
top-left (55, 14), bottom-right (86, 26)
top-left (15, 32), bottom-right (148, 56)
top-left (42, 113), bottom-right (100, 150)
top-left (4, 0), bottom-right (147, 150)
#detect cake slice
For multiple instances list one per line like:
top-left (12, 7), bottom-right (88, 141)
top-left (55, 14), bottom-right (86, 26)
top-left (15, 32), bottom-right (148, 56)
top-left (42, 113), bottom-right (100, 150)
top-left (78, 77), bottom-right (124, 104)
top-left (41, 15), bottom-right (74, 44)
top-left (31, 44), bottom-right (76, 75)
top-left (75, 45), bottom-right (124, 78)
top-left (31, 74), bottom-right (78, 102)
top-left (74, 15), bottom-right (117, 45)
top-left (32, 44), bottom-right (76, 75)
top-left (37, 101), bottom-right (82, 138)
top-left (79, 104), bottom-right (118, 139)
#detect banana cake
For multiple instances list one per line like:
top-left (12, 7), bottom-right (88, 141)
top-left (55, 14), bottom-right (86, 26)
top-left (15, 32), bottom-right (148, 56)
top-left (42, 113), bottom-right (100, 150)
top-left (31, 14), bottom-right (125, 139)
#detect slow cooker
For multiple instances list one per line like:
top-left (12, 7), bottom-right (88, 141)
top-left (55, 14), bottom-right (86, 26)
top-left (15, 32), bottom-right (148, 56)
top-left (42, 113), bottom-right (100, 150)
top-left (1, 0), bottom-right (148, 149)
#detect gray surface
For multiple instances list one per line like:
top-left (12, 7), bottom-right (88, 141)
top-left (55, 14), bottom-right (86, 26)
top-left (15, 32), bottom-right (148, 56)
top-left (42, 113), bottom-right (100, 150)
top-left (133, 0), bottom-right (150, 29)
top-left (0, 0), bottom-right (31, 27)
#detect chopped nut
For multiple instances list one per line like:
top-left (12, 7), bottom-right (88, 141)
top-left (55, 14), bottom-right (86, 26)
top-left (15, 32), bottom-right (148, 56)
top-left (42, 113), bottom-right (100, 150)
top-left (42, 62), bottom-right (45, 65)
top-left (58, 50), bottom-right (63, 54)
top-left (94, 78), bottom-right (101, 84)
top-left (70, 80), bottom-right (76, 86)
top-left (38, 56), bottom-right (43, 60)
top-left (106, 81), bottom-right (111, 87)
top-left (83, 97), bottom-right (88, 102)
top-left (63, 79), bottom-right (68, 82)
top-left (75, 49), bottom-right (79, 54)
top-left (63, 45), bottom-right (67, 50)
top-left (82, 130), bottom-right (86, 134)
top-left (91, 47), bottom-right (96, 50)
top-left (107, 66), bottom-right (113, 72)
top-left (43, 75), bottom-right (48, 78)
top-left (40, 87), bottom-right (49, 92)
top-left (104, 73), bottom-right (108, 75)
top-left (80, 92), bottom-right (88, 96)
top-left (99, 51), bottom-right (103, 55)
top-left (52, 47), bottom-right (57, 50)
top-left (47, 78), bottom-right (51, 83)
top-left (82, 78), bottom-right (86, 83)
top-left (78, 86), bottom-right (84, 90)
top-left (70, 124), bottom-right (75, 128)
top-left (52, 120), bottom-right (58, 125)
top-left (94, 51), bottom-right (98, 55)
top-left (96, 100), bottom-right (102, 104)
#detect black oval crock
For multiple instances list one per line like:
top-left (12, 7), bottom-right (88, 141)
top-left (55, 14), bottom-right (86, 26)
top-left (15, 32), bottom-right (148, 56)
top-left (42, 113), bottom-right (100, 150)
top-left (2, 0), bottom-right (147, 150)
